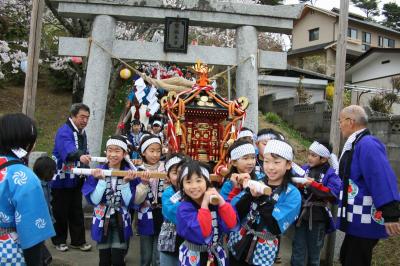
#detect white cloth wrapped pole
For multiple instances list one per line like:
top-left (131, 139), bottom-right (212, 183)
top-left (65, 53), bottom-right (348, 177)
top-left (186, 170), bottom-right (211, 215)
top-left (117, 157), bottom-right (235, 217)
top-left (242, 180), bottom-right (272, 195)
top-left (91, 157), bottom-right (108, 163)
top-left (72, 168), bottom-right (112, 176)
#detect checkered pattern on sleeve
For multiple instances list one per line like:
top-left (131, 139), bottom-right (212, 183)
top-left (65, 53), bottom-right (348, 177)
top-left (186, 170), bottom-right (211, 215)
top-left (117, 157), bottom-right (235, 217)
top-left (0, 235), bottom-right (26, 265)
top-left (338, 190), bottom-right (374, 224)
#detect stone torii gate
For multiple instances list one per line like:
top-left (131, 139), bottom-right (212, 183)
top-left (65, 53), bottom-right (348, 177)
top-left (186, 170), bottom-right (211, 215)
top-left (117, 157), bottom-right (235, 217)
top-left (51, 0), bottom-right (302, 157)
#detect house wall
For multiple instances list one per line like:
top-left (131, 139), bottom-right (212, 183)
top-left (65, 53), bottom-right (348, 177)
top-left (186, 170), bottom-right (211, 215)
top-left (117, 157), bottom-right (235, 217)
top-left (350, 53), bottom-right (400, 83)
top-left (335, 21), bottom-right (400, 53)
top-left (292, 10), bottom-right (336, 50)
top-left (291, 7), bottom-right (400, 69)
top-left (259, 84), bottom-right (325, 103)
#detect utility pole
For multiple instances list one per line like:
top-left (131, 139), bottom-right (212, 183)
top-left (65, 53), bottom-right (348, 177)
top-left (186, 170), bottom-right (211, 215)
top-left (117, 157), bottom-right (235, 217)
top-left (22, 0), bottom-right (45, 118)
top-left (327, 0), bottom-right (349, 265)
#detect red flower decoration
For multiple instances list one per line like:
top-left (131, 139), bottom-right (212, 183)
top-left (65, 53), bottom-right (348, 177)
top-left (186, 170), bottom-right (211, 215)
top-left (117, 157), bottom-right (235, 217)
top-left (258, 238), bottom-right (266, 244)
top-left (348, 185), bottom-right (353, 193)
top-left (189, 255), bottom-right (197, 263)
top-left (374, 211), bottom-right (382, 220)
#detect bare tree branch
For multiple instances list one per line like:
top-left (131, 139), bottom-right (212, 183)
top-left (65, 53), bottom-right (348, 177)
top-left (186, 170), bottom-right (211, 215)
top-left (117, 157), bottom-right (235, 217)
top-left (45, 0), bottom-right (77, 35)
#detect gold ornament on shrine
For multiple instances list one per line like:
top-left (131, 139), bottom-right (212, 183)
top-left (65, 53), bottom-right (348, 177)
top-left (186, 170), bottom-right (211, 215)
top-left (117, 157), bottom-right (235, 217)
top-left (161, 60), bottom-right (249, 176)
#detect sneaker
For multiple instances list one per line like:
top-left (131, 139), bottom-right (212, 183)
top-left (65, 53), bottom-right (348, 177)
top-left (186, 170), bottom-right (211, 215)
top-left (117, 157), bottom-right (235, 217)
top-left (55, 244), bottom-right (68, 252)
top-left (70, 243), bottom-right (92, 251)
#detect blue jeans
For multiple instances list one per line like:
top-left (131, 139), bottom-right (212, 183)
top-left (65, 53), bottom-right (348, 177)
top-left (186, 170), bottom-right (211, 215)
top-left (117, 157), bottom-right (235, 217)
top-left (140, 235), bottom-right (160, 266)
top-left (291, 221), bottom-right (326, 266)
top-left (160, 251), bottom-right (179, 266)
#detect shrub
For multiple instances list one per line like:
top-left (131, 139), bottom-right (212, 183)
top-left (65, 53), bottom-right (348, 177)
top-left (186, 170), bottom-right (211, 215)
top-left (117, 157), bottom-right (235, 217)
top-left (265, 112), bottom-right (282, 124)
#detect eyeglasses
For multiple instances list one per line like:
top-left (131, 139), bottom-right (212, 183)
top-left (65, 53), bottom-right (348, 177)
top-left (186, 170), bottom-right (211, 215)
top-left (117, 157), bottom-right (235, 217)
top-left (337, 117), bottom-right (353, 124)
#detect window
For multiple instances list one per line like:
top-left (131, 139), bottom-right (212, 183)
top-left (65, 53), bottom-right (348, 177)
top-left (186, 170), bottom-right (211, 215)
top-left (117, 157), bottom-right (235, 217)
top-left (362, 32), bottom-right (371, 51)
top-left (309, 28), bottom-right (319, 41)
top-left (379, 36), bottom-right (395, 48)
top-left (388, 39), bottom-right (395, 48)
top-left (347, 27), bottom-right (358, 39)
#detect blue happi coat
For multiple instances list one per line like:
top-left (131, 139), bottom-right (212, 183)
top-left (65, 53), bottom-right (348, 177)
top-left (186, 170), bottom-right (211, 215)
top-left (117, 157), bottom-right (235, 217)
top-left (228, 183), bottom-right (301, 266)
top-left (51, 119), bottom-right (89, 189)
top-left (162, 185), bottom-right (181, 224)
top-left (301, 164), bottom-right (342, 233)
top-left (0, 156), bottom-right (55, 261)
top-left (81, 164), bottom-right (139, 242)
top-left (176, 201), bottom-right (239, 266)
top-left (337, 134), bottom-right (400, 239)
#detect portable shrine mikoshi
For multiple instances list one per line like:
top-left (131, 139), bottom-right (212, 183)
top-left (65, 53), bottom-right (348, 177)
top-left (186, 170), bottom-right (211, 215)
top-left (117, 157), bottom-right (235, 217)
top-left (161, 61), bottom-right (250, 175)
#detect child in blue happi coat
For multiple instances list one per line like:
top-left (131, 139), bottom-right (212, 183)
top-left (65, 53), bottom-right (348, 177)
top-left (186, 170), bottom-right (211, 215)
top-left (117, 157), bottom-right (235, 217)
top-left (254, 129), bottom-right (285, 180)
top-left (220, 140), bottom-right (257, 203)
top-left (158, 153), bottom-right (188, 266)
top-left (291, 141), bottom-right (342, 266)
top-left (228, 140), bottom-right (301, 266)
top-left (176, 161), bottom-right (239, 266)
top-left (134, 134), bottom-right (165, 266)
top-left (82, 135), bottom-right (140, 266)
top-left (127, 119), bottom-right (144, 160)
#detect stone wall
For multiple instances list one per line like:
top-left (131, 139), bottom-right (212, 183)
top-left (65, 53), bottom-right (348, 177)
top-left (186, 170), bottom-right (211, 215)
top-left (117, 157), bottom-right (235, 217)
top-left (259, 94), bottom-right (331, 142)
top-left (367, 112), bottom-right (400, 179)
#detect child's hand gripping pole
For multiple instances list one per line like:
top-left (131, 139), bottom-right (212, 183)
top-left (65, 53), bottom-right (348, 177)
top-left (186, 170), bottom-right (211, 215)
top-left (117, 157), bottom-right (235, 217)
top-left (209, 195), bottom-right (220, 205)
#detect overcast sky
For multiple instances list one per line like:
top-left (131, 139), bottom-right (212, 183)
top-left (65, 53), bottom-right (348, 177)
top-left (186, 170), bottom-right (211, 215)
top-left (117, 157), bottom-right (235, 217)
top-left (284, 0), bottom-right (400, 21)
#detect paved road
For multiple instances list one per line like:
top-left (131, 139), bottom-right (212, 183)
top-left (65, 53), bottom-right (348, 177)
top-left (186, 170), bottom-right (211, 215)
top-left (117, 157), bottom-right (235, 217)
top-left (48, 230), bottom-right (140, 266)
top-left (48, 229), bottom-right (293, 266)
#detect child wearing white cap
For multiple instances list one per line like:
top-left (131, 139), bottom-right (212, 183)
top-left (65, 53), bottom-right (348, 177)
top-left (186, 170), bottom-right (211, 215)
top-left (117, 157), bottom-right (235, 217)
top-left (220, 140), bottom-right (257, 203)
top-left (134, 134), bottom-right (165, 266)
top-left (291, 140), bottom-right (342, 266)
top-left (175, 161), bottom-right (238, 266)
top-left (255, 128), bottom-right (285, 180)
top-left (158, 153), bottom-right (188, 266)
top-left (228, 139), bottom-right (301, 266)
top-left (236, 127), bottom-right (255, 143)
top-left (81, 135), bottom-right (141, 266)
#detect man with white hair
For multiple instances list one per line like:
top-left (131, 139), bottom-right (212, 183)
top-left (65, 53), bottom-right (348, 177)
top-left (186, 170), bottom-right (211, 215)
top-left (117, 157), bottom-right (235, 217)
top-left (337, 105), bottom-right (400, 266)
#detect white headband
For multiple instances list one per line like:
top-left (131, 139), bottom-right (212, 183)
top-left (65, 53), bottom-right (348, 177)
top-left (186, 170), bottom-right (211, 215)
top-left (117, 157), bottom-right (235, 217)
top-left (264, 139), bottom-right (293, 161)
top-left (141, 137), bottom-right (161, 153)
top-left (152, 120), bottom-right (162, 126)
top-left (106, 139), bottom-right (128, 151)
top-left (237, 130), bottom-right (253, 140)
top-left (309, 141), bottom-right (330, 158)
top-left (165, 156), bottom-right (183, 172)
top-left (230, 143), bottom-right (256, 161)
top-left (309, 141), bottom-right (339, 173)
top-left (180, 166), bottom-right (210, 180)
top-left (257, 133), bottom-right (278, 142)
